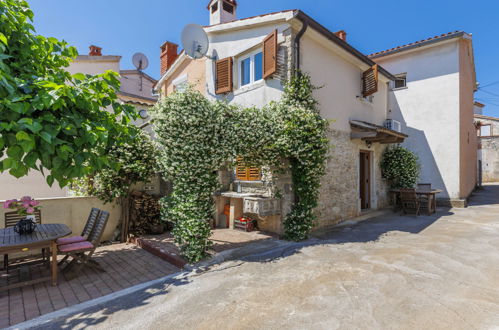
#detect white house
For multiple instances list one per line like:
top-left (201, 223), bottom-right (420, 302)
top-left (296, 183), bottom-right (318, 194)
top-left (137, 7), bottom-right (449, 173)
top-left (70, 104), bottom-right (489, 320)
top-left (157, 1), bottom-right (407, 234)
top-left (370, 32), bottom-right (478, 206)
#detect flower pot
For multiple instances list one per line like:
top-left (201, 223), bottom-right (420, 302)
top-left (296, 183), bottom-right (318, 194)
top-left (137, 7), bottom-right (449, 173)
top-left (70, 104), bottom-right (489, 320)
top-left (14, 218), bottom-right (37, 235)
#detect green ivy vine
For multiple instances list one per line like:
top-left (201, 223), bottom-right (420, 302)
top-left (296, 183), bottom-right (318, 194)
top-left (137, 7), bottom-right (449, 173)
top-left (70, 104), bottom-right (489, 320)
top-left (153, 72), bottom-right (329, 262)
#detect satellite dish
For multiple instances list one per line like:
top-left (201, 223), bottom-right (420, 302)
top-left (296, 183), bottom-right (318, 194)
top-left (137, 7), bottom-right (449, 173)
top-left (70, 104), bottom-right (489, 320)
top-left (182, 24), bottom-right (209, 60)
top-left (132, 52), bottom-right (149, 71)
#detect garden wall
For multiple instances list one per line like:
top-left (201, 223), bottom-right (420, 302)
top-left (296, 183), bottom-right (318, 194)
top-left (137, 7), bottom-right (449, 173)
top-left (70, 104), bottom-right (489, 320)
top-left (0, 196), bottom-right (121, 242)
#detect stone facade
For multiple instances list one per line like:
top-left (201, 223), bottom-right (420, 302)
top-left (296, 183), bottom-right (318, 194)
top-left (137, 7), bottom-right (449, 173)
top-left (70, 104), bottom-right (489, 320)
top-left (477, 115), bottom-right (499, 182)
top-left (315, 129), bottom-right (390, 228)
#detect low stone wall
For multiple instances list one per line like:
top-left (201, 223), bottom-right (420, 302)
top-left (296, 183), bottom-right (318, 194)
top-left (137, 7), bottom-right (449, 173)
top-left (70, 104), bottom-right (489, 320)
top-left (482, 137), bottom-right (499, 182)
top-left (0, 196), bottom-right (121, 242)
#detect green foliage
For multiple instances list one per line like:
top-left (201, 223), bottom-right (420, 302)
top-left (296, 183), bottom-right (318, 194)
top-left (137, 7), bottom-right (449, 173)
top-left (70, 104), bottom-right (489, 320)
top-left (71, 129), bottom-right (158, 203)
top-left (154, 73), bottom-right (329, 262)
top-left (380, 146), bottom-right (420, 189)
top-left (0, 0), bottom-right (136, 187)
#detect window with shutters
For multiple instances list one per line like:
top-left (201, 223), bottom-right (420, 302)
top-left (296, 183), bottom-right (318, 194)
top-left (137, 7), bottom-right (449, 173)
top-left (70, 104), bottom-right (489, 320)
top-left (235, 159), bottom-right (261, 181)
top-left (215, 57), bottom-right (233, 94)
top-left (362, 64), bottom-right (378, 97)
top-left (263, 30), bottom-right (277, 79)
top-left (237, 49), bottom-right (263, 88)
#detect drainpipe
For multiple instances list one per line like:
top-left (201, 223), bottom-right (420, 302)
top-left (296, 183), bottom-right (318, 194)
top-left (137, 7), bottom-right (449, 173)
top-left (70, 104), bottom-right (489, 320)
top-left (294, 20), bottom-right (308, 73)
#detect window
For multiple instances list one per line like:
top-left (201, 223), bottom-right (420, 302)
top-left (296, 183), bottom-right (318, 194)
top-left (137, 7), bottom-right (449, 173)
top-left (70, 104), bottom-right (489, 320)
top-left (222, 1), bottom-right (234, 14)
top-left (173, 74), bottom-right (188, 93)
top-left (480, 124), bottom-right (492, 137)
top-left (238, 50), bottom-right (263, 88)
top-left (235, 159), bottom-right (261, 181)
top-left (211, 2), bottom-right (218, 13)
top-left (393, 74), bottom-right (407, 89)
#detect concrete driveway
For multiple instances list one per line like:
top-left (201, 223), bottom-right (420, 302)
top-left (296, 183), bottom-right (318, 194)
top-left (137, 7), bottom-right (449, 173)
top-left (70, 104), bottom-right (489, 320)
top-left (21, 184), bottom-right (499, 329)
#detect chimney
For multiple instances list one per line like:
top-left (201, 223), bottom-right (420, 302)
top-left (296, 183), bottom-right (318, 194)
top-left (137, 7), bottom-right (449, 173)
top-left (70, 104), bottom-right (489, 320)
top-left (160, 41), bottom-right (179, 76)
top-left (208, 0), bottom-right (237, 25)
top-left (89, 45), bottom-right (102, 56)
top-left (334, 30), bottom-right (347, 42)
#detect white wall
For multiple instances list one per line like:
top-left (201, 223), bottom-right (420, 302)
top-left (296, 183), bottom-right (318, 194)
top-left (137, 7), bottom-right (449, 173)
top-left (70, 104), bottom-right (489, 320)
top-left (375, 41), bottom-right (461, 199)
top-left (300, 32), bottom-right (389, 130)
top-left (206, 23), bottom-right (290, 107)
top-left (120, 71), bottom-right (157, 99)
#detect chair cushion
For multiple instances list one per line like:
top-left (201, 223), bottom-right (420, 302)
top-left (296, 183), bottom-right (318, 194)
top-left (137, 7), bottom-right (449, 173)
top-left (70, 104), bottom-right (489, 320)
top-left (58, 241), bottom-right (95, 253)
top-left (56, 236), bottom-right (86, 245)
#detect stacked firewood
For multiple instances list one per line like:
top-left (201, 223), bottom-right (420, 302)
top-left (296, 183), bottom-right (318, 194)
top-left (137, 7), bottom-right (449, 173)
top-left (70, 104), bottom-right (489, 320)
top-left (129, 192), bottom-right (161, 236)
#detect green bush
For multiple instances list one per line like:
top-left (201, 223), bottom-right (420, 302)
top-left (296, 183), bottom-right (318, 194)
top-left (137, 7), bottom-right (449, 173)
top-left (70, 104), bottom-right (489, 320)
top-left (153, 73), bottom-right (329, 262)
top-left (380, 146), bottom-right (420, 189)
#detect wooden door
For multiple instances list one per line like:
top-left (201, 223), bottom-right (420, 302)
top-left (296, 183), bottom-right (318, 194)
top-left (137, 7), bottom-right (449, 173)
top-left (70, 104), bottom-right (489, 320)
top-left (359, 151), bottom-right (371, 209)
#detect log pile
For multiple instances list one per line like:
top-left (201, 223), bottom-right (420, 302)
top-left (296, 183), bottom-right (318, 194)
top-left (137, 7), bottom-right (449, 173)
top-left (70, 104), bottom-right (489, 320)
top-left (129, 192), bottom-right (161, 236)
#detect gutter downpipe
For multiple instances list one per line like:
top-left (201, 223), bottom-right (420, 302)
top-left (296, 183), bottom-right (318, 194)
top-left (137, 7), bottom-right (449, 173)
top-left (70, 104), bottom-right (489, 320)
top-left (294, 19), bottom-right (308, 73)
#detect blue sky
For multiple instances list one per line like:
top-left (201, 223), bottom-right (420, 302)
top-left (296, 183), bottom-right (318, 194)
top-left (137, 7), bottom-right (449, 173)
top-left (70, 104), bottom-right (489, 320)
top-left (28, 0), bottom-right (499, 116)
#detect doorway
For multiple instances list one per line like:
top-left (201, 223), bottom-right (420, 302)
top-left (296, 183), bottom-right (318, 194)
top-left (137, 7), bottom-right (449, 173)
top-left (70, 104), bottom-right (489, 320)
top-left (359, 151), bottom-right (371, 210)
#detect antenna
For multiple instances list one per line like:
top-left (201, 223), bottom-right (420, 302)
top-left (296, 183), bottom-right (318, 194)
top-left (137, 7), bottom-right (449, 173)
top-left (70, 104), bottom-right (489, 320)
top-left (132, 52), bottom-right (149, 71)
top-left (181, 24), bottom-right (213, 60)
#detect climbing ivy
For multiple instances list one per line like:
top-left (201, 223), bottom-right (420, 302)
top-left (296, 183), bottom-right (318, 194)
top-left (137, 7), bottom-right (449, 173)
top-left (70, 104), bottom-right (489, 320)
top-left (153, 72), bottom-right (329, 262)
top-left (380, 146), bottom-right (420, 189)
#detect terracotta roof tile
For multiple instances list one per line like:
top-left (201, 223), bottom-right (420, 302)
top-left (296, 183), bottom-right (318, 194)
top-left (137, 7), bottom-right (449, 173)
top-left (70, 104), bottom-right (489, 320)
top-left (368, 31), bottom-right (465, 58)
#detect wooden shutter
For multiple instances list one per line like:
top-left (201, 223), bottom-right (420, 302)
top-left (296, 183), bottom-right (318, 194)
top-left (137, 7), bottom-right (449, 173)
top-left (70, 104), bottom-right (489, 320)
top-left (263, 30), bottom-right (278, 79)
top-left (215, 57), bottom-right (233, 94)
top-left (362, 64), bottom-right (378, 97)
top-left (235, 159), bottom-right (261, 181)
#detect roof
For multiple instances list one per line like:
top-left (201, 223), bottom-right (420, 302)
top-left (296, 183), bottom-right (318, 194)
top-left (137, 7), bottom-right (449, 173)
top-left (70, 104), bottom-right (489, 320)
top-left (350, 120), bottom-right (408, 144)
top-left (120, 70), bottom-right (158, 84)
top-left (474, 114), bottom-right (499, 122)
top-left (368, 31), bottom-right (467, 59)
top-left (118, 91), bottom-right (157, 106)
top-left (204, 9), bottom-right (395, 80)
top-left (474, 101), bottom-right (485, 108)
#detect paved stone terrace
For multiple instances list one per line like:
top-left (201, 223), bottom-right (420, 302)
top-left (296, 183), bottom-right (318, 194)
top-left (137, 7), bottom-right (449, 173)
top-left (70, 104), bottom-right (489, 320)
top-left (133, 229), bottom-right (278, 268)
top-left (0, 243), bottom-right (179, 327)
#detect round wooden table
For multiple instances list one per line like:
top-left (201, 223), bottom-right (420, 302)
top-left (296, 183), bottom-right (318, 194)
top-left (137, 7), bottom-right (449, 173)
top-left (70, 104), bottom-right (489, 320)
top-left (0, 223), bottom-right (72, 291)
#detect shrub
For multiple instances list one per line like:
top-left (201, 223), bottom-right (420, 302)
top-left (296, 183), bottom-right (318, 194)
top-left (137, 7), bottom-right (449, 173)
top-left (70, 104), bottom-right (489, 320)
top-left (380, 146), bottom-right (420, 189)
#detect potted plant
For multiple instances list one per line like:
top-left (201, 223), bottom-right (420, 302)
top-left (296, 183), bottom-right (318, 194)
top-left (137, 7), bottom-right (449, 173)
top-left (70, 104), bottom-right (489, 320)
top-left (3, 196), bottom-right (41, 234)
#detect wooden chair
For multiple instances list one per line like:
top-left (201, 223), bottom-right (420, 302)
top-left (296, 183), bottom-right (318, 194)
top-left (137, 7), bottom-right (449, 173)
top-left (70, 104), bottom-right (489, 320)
top-left (417, 183), bottom-right (432, 191)
top-left (56, 208), bottom-right (100, 246)
top-left (417, 183), bottom-right (433, 211)
top-left (400, 188), bottom-right (420, 215)
top-left (58, 211), bottom-right (110, 278)
top-left (3, 210), bottom-right (43, 271)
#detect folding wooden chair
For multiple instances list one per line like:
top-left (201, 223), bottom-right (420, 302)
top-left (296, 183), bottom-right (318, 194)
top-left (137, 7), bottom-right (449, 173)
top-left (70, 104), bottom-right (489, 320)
top-left (58, 211), bottom-right (110, 278)
top-left (417, 183), bottom-right (433, 212)
top-left (57, 207), bottom-right (100, 265)
top-left (3, 210), bottom-right (43, 271)
top-left (400, 188), bottom-right (420, 215)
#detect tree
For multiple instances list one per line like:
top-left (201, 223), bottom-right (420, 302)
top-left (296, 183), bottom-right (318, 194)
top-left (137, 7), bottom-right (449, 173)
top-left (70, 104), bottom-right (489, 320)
top-left (72, 128), bottom-right (159, 241)
top-left (380, 146), bottom-right (420, 189)
top-left (0, 0), bottom-right (136, 187)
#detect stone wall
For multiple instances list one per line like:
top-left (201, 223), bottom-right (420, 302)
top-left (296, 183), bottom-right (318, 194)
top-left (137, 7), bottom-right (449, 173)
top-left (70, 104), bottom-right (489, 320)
top-left (314, 129), bottom-right (390, 228)
top-left (482, 137), bottom-right (499, 182)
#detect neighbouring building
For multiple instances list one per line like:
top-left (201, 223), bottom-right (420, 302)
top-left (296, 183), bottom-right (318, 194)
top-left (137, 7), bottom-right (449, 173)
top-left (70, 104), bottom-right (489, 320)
top-left (156, 1), bottom-right (408, 235)
top-left (370, 31), bottom-right (478, 207)
top-left (0, 45), bottom-right (159, 200)
top-left (475, 104), bottom-right (499, 182)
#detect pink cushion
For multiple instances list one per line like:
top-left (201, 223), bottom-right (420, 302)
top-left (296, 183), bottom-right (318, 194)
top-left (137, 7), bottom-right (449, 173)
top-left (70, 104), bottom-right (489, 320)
top-left (58, 241), bottom-right (95, 253)
top-left (57, 236), bottom-right (86, 245)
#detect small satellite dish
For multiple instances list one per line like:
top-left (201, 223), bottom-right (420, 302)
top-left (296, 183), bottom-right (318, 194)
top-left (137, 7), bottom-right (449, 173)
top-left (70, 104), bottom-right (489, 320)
top-left (182, 24), bottom-right (209, 60)
top-left (132, 52), bottom-right (149, 71)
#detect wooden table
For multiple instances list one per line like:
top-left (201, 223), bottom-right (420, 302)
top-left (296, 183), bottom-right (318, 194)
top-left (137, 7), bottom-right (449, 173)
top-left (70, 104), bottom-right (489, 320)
top-left (0, 223), bottom-right (71, 291)
top-left (390, 189), bottom-right (443, 215)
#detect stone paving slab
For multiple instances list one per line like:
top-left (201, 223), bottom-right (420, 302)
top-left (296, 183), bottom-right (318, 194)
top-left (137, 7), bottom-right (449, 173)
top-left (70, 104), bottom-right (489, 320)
top-left (0, 243), bottom-right (179, 328)
top-left (20, 184), bottom-right (499, 329)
